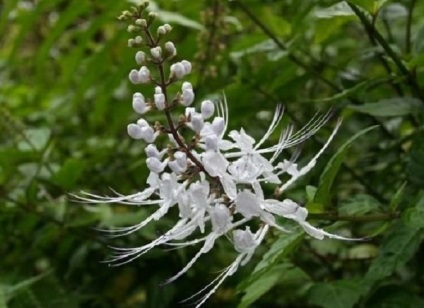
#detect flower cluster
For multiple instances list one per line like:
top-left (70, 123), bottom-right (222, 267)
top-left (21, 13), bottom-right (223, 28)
top-left (77, 3), bottom-right (353, 307)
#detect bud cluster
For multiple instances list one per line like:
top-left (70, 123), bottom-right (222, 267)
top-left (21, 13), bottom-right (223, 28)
top-left (79, 3), bottom-right (356, 307)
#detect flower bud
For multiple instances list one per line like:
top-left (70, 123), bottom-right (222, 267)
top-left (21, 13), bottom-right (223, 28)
top-left (127, 123), bottom-right (143, 139)
top-left (154, 93), bottom-right (166, 110)
top-left (204, 135), bottom-right (218, 152)
top-left (129, 69), bottom-right (140, 84)
top-left (168, 160), bottom-right (184, 175)
top-left (157, 25), bottom-right (166, 36)
top-left (145, 144), bottom-right (161, 158)
top-left (147, 157), bottom-right (165, 173)
top-left (163, 24), bottom-right (172, 32)
top-left (164, 41), bottom-right (176, 56)
top-left (181, 88), bottom-right (194, 106)
top-left (127, 25), bottom-right (138, 33)
top-left (191, 114), bottom-right (204, 133)
top-left (134, 36), bottom-right (143, 44)
top-left (132, 93), bottom-right (149, 114)
top-left (150, 46), bottom-right (162, 60)
top-left (128, 38), bottom-right (136, 48)
top-left (135, 51), bottom-right (146, 65)
top-left (174, 151), bottom-right (187, 168)
top-left (136, 118), bottom-right (149, 127)
top-left (138, 66), bottom-right (150, 83)
top-left (135, 18), bottom-right (147, 28)
top-left (181, 60), bottom-right (192, 74)
top-left (212, 117), bottom-right (225, 136)
top-left (201, 100), bottom-right (215, 119)
top-left (141, 126), bottom-right (156, 143)
top-left (182, 81), bottom-right (192, 91)
top-left (148, 12), bottom-right (158, 23)
top-left (170, 62), bottom-right (185, 79)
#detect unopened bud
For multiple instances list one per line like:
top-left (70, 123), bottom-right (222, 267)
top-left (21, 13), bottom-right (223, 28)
top-left (135, 51), bottom-right (146, 64)
top-left (145, 144), bottom-right (161, 158)
top-left (135, 18), bottom-right (147, 27)
top-left (163, 24), bottom-right (172, 32)
top-left (181, 60), bottom-right (192, 74)
top-left (154, 93), bottom-right (166, 110)
top-left (212, 117), bottom-right (225, 136)
top-left (132, 93), bottom-right (149, 114)
top-left (157, 26), bottom-right (166, 36)
top-left (182, 82), bottom-right (192, 91)
top-left (147, 157), bottom-right (166, 173)
top-left (127, 123), bottom-right (143, 139)
top-left (128, 38), bottom-right (136, 48)
top-left (170, 62), bottom-right (185, 79)
top-left (135, 36), bottom-right (143, 44)
top-left (150, 46), bottom-right (162, 60)
top-left (181, 88), bottom-right (194, 106)
top-left (201, 100), bottom-right (215, 119)
top-left (139, 66), bottom-right (150, 83)
top-left (127, 25), bottom-right (138, 33)
top-left (129, 69), bottom-right (140, 84)
top-left (164, 41), bottom-right (176, 56)
top-left (191, 114), bottom-right (204, 133)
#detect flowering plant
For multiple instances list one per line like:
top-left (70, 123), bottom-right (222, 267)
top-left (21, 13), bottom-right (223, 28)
top-left (76, 3), bottom-right (355, 306)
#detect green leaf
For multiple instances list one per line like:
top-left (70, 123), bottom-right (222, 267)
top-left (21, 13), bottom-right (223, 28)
top-left (18, 128), bottom-right (51, 151)
top-left (314, 2), bottom-right (356, 19)
top-left (363, 223), bottom-right (424, 293)
top-left (238, 232), bottom-right (303, 290)
top-left (314, 125), bottom-right (378, 207)
top-left (406, 131), bottom-right (424, 187)
top-left (403, 193), bottom-right (424, 229)
top-left (158, 10), bottom-right (204, 30)
top-left (349, 97), bottom-right (422, 117)
top-left (307, 279), bottom-right (362, 308)
top-left (52, 158), bottom-right (85, 190)
top-left (259, 7), bottom-right (291, 37)
top-left (389, 182), bottom-right (406, 211)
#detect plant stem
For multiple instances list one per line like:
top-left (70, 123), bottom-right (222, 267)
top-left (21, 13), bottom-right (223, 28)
top-left (309, 212), bottom-right (400, 222)
top-left (406, 0), bottom-right (417, 54)
top-left (348, 2), bottom-right (424, 103)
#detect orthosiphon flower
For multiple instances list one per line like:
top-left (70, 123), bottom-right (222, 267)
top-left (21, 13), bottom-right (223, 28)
top-left (75, 3), bottom-right (358, 307)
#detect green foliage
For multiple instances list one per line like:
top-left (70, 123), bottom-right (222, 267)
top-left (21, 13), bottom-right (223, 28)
top-left (2, 0), bottom-right (424, 307)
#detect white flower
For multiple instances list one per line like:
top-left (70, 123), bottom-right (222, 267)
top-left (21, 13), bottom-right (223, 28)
top-left (170, 62), bottom-right (186, 79)
top-left (138, 66), bottom-right (150, 83)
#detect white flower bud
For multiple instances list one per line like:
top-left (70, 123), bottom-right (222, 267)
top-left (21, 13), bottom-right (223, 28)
top-left (205, 135), bottom-right (218, 152)
top-left (135, 19), bottom-right (147, 27)
top-left (135, 51), bottom-right (146, 65)
top-left (154, 93), bottom-right (166, 110)
top-left (138, 66), bottom-right (150, 83)
top-left (132, 93), bottom-right (149, 114)
top-left (168, 160), bottom-right (184, 175)
top-left (135, 36), bottom-right (143, 44)
top-left (174, 151), bottom-right (187, 168)
top-left (127, 25), bottom-right (137, 33)
top-left (201, 100), bottom-right (215, 119)
top-left (164, 41), bottom-right (176, 56)
top-left (147, 157), bottom-right (165, 173)
top-left (182, 82), bottom-right (192, 91)
top-left (181, 60), bottom-right (192, 74)
top-left (163, 24), bottom-right (172, 32)
top-left (136, 118), bottom-right (149, 127)
top-left (150, 46), bottom-right (162, 60)
top-left (181, 88), bottom-right (194, 106)
top-left (191, 114), bottom-right (204, 133)
top-left (128, 38), bottom-right (136, 47)
top-left (157, 25), bottom-right (166, 36)
top-left (129, 69), bottom-right (140, 84)
top-left (127, 123), bottom-right (143, 139)
top-left (170, 62), bottom-right (185, 79)
top-left (155, 86), bottom-right (163, 94)
top-left (145, 144), bottom-right (161, 158)
top-left (212, 117), bottom-right (225, 136)
top-left (141, 126), bottom-right (156, 143)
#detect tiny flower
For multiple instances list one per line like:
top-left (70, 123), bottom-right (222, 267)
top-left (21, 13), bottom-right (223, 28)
top-left (137, 118), bottom-right (149, 127)
top-left (138, 66), bottom-right (150, 83)
top-left (135, 51), bottom-right (146, 65)
top-left (128, 38), bottom-right (136, 48)
top-left (127, 25), bottom-right (137, 33)
top-left (201, 100), bottom-right (215, 119)
top-left (181, 88), bottom-right (194, 106)
top-left (191, 113), bottom-right (204, 133)
top-left (147, 157), bottom-right (166, 173)
top-left (182, 81), bottom-right (192, 91)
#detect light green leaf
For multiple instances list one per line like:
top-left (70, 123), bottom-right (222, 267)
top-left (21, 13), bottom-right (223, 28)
top-left (349, 97), bottom-right (422, 117)
top-left (314, 2), bottom-right (356, 19)
top-left (259, 7), bottom-right (291, 37)
top-left (314, 126), bottom-right (378, 207)
top-left (308, 279), bottom-right (362, 308)
top-left (52, 158), bottom-right (85, 190)
top-left (158, 10), bottom-right (204, 30)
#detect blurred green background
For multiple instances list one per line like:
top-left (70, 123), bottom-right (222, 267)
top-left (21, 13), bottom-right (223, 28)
top-left (1, 0), bottom-right (424, 307)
